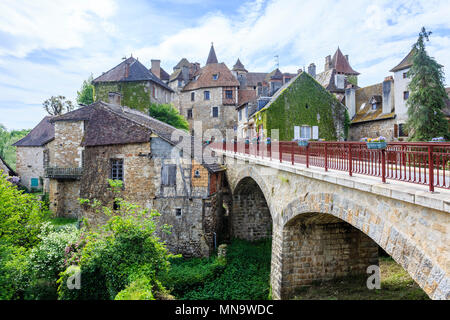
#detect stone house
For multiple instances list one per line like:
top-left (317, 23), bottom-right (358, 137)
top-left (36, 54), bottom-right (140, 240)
top-left (170, 44), bottom-right (240, 139)
top-left (12, 116), bottom-right (55, 191)
top-left (346, 49), bottom-right (450, 141)
top-left (44, 99), bottom-right (225, 257)
top-left (92, 57), bottom-right (174, 112)
top-left (250, 71), bottom-right (347, 141)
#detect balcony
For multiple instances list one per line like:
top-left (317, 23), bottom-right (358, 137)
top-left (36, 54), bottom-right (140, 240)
top-left (45, 167), bottom-right (83, 179)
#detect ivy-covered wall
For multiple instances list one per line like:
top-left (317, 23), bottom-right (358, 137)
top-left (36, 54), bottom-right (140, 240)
top-left (254, 72), bottom-right (347, 141)
top-left (94, 81), bottom-right (151, 112)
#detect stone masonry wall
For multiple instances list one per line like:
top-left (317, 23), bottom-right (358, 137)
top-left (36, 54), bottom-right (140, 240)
top-left (280, 214), bottom-right (379, 298)
top-left (349, 118), bottom-right (396, 141)
top-left (15, 146), bottom-right (44, 190)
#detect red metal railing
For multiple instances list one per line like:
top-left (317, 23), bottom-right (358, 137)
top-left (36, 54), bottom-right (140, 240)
top-left (212, 140), bottom-right (450, 191)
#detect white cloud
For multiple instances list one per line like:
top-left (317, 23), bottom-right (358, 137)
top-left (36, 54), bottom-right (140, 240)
top-left (1, 0), bottom-right (450, 130)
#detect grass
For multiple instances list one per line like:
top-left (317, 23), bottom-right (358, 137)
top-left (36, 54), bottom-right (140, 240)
top-left (293, 256), bottom-right (429, 300)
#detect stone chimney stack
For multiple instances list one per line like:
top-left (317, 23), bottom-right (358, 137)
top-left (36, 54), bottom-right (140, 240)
top-left (108, 92), bottom-right (122, 106)
top-left (345, 85), bottom-right (356, 119)
top-left (151, 59), bottom-right (161, 79)
top-left (238, 74), bottom-right (247, 89)
top-left (307, 63), bottom-right (316, 77)
top-left (324, 55), bottom-right (331, 71)
top-left (181, 66), bottom-right (190, 83)
top-left (382, 76), bottom-right (394, 114)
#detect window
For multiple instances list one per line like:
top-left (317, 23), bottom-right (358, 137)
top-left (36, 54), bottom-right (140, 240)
top-left (191, 92), bottom-right (195, 101)
top-left (403, 91), bottom-right (409, 100)
top-left (245, 106), bottom-right (248, 119)
top-left (225, 90), bottom-right (233, 99)
top-left (212, 74), bottom-right (218, 80)
top-left (372, 103), bottom-right (377, 110)
top-left (110, 159), bottom-right (124, 181)
top-left (161, 164), bottom-right (176, 186)
top-left (187, 109), bottom-right (193, 119)
top-left (43, 149), bottom-right (49, 168)
top-left (113, 200), bottom-right (120, 211)
top-left (403, 72), bottom-right (407, 79)
top-left (212, 106), bottom-right (219, 118)
top-left (194, 169), bottom-right (201, 178)
top-left (30, 178), bottom-right (39, 188)
top-left (204, 91), bottom-right (210, 100)
top-left (175, 208), bottom-right (182, 216)
top-left (285, 78), bottom-right (291, 83)
top-left (399, 123), bottom-right (408, 137)
top-left (178, 80), bottom-right (183, 87)
top-left (300, 126), bottom-right (311, 139)
top-left (152, 86), bottom-right (156, 98)
top-left (238, 109), bottom-right (242, 121)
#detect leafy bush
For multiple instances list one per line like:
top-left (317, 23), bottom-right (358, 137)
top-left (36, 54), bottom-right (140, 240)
top-left (0, 245), bottom-right (31, 300)
top-left (159, 256), bottom-right (226, 297)
top-left (148, 103), bottom-right (189, 131)
top-left (114, 277), bottom-right (155, 300)
top-left (0, 172), bottom-right (49, 248)
top-left (57, 179), bottom-right (174, 300)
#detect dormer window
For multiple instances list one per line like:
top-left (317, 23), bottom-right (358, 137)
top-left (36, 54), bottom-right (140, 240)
top-left (372, 102), bottom-right (377, 110)
top-left (212, 74), bottom-right (218, 80)
top-left (369, 96), bottom-right (381, 110)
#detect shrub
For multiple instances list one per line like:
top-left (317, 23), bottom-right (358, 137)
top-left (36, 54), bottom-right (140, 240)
top-left (0, 171), bottom-right (49, 248)
top-left (0, 245), bottom-right (31, 300)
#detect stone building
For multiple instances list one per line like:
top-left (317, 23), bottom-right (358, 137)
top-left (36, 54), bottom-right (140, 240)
top-left (92, 57), bottom-right (174, 112)
top-left (169, 44), bottom-right (240, 139)
top-left (12, 116), bottom-right (55, 191)
top-left (312, 47), bottom-right (360, 103)
top-left (250, 71), bottom-right (347, 141)
top-left (43, 99), bottom-right (225, 257)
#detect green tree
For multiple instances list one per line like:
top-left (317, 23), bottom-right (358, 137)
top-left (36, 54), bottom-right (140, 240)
top-left (42, 96), bottom-right (75, 116)
top-left (77, 74), bottom-right (95, 105)
top-left (0, 124), bottom-right (30, 170)
top-left (148, 103), bottom-right (189, 131)
top-left (406, 27), bottom-right (449, 141)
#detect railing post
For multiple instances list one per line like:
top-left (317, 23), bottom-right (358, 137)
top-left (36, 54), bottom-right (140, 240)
top-left (306, 143), bottom-right (309, 168)
top-left (269, 142), bottom-right (272, 161)
top-left (381, 148), bottom-right (386, 183)
top-left (348, 144), bottom-right (352, 177)
top-left (324, 143), bottom-right (328, 172)
top-left (257, 140), bottom-right (259, 157)
top-left (280, 142), bottom-right (282, 163)
top-left (428, 145), bottom-right (434, 192)
top-left (291, 142), bottom-right (294, 165)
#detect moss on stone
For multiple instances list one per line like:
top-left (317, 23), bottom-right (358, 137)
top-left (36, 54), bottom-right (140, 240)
top-left (253, 72), bottom-right (346, 141)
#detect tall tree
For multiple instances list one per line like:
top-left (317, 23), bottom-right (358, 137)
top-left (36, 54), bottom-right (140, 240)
top-left (406, 27), bottom-right (449, 141)
top-left (42, 96), bottom-right (74, 116)
top-left (77, 74), bottom-right (95, 105)
top-left (148, 103), bottom-right (189, 131)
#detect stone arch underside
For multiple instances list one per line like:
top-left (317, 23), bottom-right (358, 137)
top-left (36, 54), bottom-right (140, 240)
top-left (231, 175), bottom-right (273, 241)
top-left (271, 192), bottom-right (448, 300)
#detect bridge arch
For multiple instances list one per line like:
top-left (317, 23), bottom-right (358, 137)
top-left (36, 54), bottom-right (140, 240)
top-left (270, 192), bottom-right (445, 299)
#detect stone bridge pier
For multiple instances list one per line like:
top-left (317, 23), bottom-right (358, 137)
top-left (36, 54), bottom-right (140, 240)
top-left (220, 152), bottom-right (450, 300)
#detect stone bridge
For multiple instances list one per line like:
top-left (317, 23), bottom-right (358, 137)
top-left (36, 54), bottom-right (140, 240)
top-left (217, 150), bottom-right (450, 300)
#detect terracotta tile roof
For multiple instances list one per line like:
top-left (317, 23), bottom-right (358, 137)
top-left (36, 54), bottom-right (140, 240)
top-left (12, 116), bottom-right (55, 147)
top-left (232, 58), bottom-right (247, 72)
top-left (245, 72), bottom-right (268, 87)
top-left (206, 44), bottom-right (218, 65)
top-left (238, 89), bottom-right (257, 107)
top-left (331, 48), bottom-right (359, 75)
top-left (390, 49), bottom-right (415, 72)
top-left (182, 63), bottom-right (239, 91)
top-left (351, 83), bottom-right (395, 124)
top-left (92, 57), bottom-right (173, 92)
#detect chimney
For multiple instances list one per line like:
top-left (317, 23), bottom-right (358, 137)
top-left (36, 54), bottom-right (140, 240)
top-left (307, 63), bottom-right (316, 77)
top-left (324, 55), bottom-right (331, 71)
top-left (238, 74), bottom-right (247, 89)
top-left (382, 76), bottom-right (394, 114)
top-left (297, 68), bottom-right (302, 74)
top-left (151, 59), bottom-right (161, 79)
top-left (181, 66), bottom-right (189, 83)
top-left (345, 85), bottom-right (356, 119)
top-left (108, 92), bottom-right (122, 106)
top-left (345, 55), bottom-right (349, 62)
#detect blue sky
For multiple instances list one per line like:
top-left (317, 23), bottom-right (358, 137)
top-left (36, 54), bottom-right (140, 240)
top-left (1, 0), bottom-right (450, 130)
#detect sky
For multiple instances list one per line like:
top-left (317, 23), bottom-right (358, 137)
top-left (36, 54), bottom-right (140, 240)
top-left (0, 0), bottom-right (449, 130)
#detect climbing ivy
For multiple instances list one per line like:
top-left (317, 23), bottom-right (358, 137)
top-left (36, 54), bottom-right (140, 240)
top-left (94, 82), bottom-right (152, 112)
top-left (254, 72), bottom-right (346, 141)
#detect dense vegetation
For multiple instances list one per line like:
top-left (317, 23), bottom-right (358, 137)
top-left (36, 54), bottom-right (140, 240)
top-left (0, 124), bottom-right (30, 170)
top-left (148, 103), bottom-right (190, 131)
top-left (77, 75), bottom-right (95, 106)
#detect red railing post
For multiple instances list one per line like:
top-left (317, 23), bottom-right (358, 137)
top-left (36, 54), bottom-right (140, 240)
top-left (324, 143), bottom-right (328, 172)
top-left (256, 140), bottom-right (259, 157)
top-left (269, 142), bottom-right (272, 161)
top-left (348, 144), bottom-right (353, 176)
top-left (280, 142), bottom-right (283, 163)
top-left (428, 145), bottom-right (434, 192)
top-left (291, 142), bottom-right (294, 165)
top-left (381, 148), bottom-right (386, 183)
top-left (306, 143), bottom-right (309, 168)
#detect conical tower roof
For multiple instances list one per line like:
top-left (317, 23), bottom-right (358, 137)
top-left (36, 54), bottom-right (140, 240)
top-left (331, 47), bottom-right (359, 75)
top-left (206, 43), bottom-right (218, 65)
top-left (232, 58), bottom-right (247, 72)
